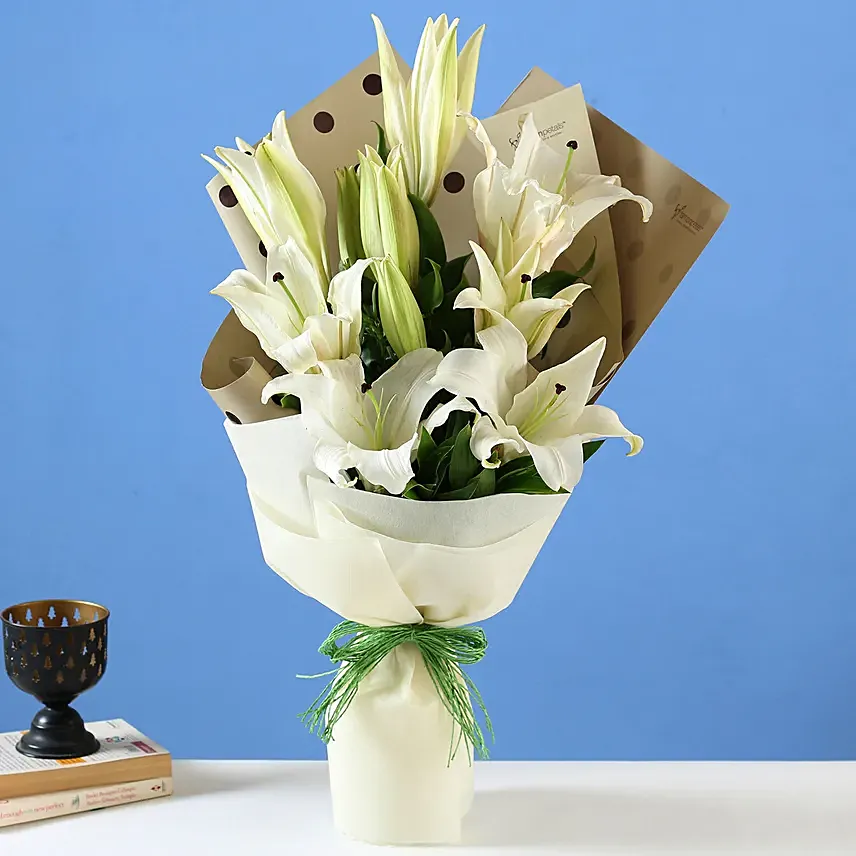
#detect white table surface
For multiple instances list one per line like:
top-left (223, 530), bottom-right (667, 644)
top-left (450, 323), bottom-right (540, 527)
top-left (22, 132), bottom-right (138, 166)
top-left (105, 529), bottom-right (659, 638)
top-left (3, 760), bottom-right (855, 854)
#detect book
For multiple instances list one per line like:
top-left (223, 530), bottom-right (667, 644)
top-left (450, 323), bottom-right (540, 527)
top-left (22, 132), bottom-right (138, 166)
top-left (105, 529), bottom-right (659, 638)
top-left (0, 776), bottom-right (173, 828)
top-left (0, 719), bottom-right (171, 800)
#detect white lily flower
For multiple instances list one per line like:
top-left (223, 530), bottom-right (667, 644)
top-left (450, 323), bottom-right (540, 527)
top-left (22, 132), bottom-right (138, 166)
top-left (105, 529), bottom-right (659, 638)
top-left (212, 240), bottom-right (373, 374)
top-left (432, 316), bottom-right (642, 492)
top-left (359, 146), bottom-right (420, 286)
top-left (466, 112), bottom-right (653, 287)
top-left (261, 349), bottom-right (443, 495)
top-left (455, 241), bottom-right (590, 359)
top-left (203, 111), bottom-right (330, 288)
top-left (372, 14), bottom-right (485, 205)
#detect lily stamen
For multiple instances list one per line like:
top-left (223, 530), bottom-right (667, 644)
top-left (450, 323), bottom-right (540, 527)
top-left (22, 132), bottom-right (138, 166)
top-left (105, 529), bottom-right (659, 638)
top-left (272, 271), bottom-right (307, 326)
top-left (517, 382), bottom-right (567, 437)
top-left (555, 140), bottom-right (578, 195)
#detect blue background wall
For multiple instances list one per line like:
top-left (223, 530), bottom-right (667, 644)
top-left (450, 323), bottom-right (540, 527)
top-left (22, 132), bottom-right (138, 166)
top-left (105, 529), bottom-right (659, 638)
top-left (1, 0), bottom-right (854, 760)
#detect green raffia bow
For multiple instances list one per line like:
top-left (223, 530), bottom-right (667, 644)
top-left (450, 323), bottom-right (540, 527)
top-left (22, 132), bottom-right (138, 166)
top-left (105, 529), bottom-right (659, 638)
top-left (299, 621), bottom-right (494, 762)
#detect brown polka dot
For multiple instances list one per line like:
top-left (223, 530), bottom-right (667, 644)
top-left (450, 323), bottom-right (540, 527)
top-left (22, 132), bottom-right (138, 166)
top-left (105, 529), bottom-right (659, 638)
top-left (218, 185), bottom-right (238, 208)
top-left (665, 184), bottom-right (681, 205)
top-left (627, 240), bottom-right (644, 262)
top-left (362, 73), bottom-right (382, 95)
top-left (443, 172), bottom-right (465, 194)
top-left (313, 111), bottom-right (335, 133)
top-left (697, 207), bottom-right (711, 226)
top-left (258, 241), bottom-right (267, 258)
top-left (658, 263), bottom-right (674, 284)
top-left (622, 319), bottom-right (636, 342)
top-left (225, 411), bottom-right (242, 424)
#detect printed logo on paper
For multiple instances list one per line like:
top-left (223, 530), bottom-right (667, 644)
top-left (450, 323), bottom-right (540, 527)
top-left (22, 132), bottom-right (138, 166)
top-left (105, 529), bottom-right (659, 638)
top-left (671, 204), bottom-right (705, 235)
top-left (509, 120), bottom-right (568, 149)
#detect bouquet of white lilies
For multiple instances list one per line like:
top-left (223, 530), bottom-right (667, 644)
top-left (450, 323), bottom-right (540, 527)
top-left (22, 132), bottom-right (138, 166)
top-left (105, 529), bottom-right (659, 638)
top-left (200, 12), bottom-right (727, 846)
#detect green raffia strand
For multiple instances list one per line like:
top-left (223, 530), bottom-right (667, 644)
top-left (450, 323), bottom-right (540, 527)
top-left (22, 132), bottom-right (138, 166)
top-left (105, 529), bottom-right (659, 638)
top-left (299, 621), bottom-right (494, 762)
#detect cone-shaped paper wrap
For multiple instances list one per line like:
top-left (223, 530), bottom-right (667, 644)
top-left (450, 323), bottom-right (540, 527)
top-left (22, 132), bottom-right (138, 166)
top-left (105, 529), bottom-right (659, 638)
top-left (224, 413), bottom-right (567, 843)
top-left (202, 51), bottom-right (727, 847)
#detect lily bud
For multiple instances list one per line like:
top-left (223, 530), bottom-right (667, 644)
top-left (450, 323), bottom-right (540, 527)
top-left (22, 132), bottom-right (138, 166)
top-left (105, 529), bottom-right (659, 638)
top-left (359, 147), bottom-right (420, 286)
top-left (203, 111), bottom-right (330, 290)
top-left (373, 256), bottom-right (427, 358)
top-left (335, 166), bottom-right (364, 268)
top-left (373, 14), bottom-right (485, 205)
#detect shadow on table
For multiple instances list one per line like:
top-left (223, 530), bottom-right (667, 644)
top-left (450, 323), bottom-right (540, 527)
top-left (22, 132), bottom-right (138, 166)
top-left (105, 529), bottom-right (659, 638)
top-left (464, 787), bottom-right (855, 852)
top-left (174, 762), bottom-right (329, 799)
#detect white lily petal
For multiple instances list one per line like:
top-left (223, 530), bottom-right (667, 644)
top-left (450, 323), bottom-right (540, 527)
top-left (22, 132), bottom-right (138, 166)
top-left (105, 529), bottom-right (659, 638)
top-left (572, 404), bottom-right (644, 456)
top-left (471, 413), bottom-right (526, 467)
top-left (462, 112), bottom-right (497, 166)
top-left (372, 15), bottom-right (415, 186)
top-left (203, 152), bottom-right (278, 249)
top-left (370, 348), bottom-right (442, 447)
top-left (268, 111), bottom-right (329, 281)
top-left (261, 356), bottom-right (366, 447)
top-left (347, 436), bottom-right (418, 496)
top-left (417, 21), bottom-right (459, 203)
top-left (432, 314), bottom-right (527, 419)
top-left (523, 435), bottom-right (584, 492)
top-left (507, 282), bottom-right (590, 359)
top-left (564, 172), bottom-right (653, 234)
top-left (469, 241), bottom-right (507, 313)
top-left (507, 338), bottom-right (606, 443)
top-left (266, 238), bottom-right (327, 320)
top-left (474, 313), bottom-right (530, 403)
top-left (312, 442), bottom-right (355, 487)
top-left (328, 257), bottom-right (374, 354)
top-left (511, 113), bottom-right (566, 191)
top-left (211, 273), bottom-right (299, 360)
top-left (273, 328), bottom-right (320, 375)
top-left (422, 396), bottom-right (479, 432)
top-left (303, 313), bottom-right (351, 363)
top-left (456, 27), bottom-right (485, 113)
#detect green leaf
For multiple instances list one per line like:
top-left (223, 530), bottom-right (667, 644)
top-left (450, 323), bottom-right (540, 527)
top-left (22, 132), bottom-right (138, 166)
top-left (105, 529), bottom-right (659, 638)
top-left (270, 393), bottom-right (301, 413)
top-left (436, 467), bottom-right (496, 501)
top-left (531, 240), bottom-right (597, 299)
top-left (403, 481), bottom-right (436, 501)
top-left (531, 269), bottom-right (581, 299)
top-left (373, 122), bottom-right (390, 163)
top-left (416, 259), bottom-right (444, 314)
top-left (575, 238), bottom-right (597, 280)
top-left (582, 439), bottom-right (605, 462)
top-left (416, 425), bottom-right (437, 466)
top-left (441, 253), bottom-right (472, 293)
top-left (449, 423), bottom-right (480, 489)
top-left (409, 193), bottom-right (447, 267)
top-left (495, 456), bottom-right (560, 495)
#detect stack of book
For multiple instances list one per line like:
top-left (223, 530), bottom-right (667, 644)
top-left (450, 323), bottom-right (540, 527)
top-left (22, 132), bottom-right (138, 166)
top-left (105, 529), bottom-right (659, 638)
top-left (0, 719), bottom-right (172, 827)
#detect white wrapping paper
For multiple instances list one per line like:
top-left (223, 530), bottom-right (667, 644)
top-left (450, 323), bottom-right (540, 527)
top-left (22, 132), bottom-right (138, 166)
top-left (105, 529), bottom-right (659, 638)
top-left (224, 414), bottom-right (568, 843)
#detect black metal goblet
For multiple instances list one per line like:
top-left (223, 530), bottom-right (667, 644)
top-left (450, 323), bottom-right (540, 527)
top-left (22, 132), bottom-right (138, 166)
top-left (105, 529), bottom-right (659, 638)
top-left (2, 600), bottom-right (109, 759)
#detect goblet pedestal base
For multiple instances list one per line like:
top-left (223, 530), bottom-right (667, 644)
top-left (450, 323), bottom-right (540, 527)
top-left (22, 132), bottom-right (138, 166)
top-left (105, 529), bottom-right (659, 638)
top-left (17, 704), bottom-right (100, 760)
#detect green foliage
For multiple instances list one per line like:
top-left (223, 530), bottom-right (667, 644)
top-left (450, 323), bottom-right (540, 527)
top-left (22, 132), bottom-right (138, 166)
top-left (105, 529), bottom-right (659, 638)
top-left (416, 259), bottom-right (444, 314)
top-left (269, 392), bottom-right (301, 413)
top-left (495, 457), bottom-right (558, 495)
top-left (409, 193), bottom-right (447, 268)
top-left (583, 439), bottom-right (605, 462)
top-left (360, 285), bottom-right (398, 385)
top-left (403, 411), bottom-right (606, 501)
top-left (423, 252), bottom-right (474, 353)
top-left (373, 122), bottom-right (390, 163)
top-left (531, 239), bottom-right (597, 299)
